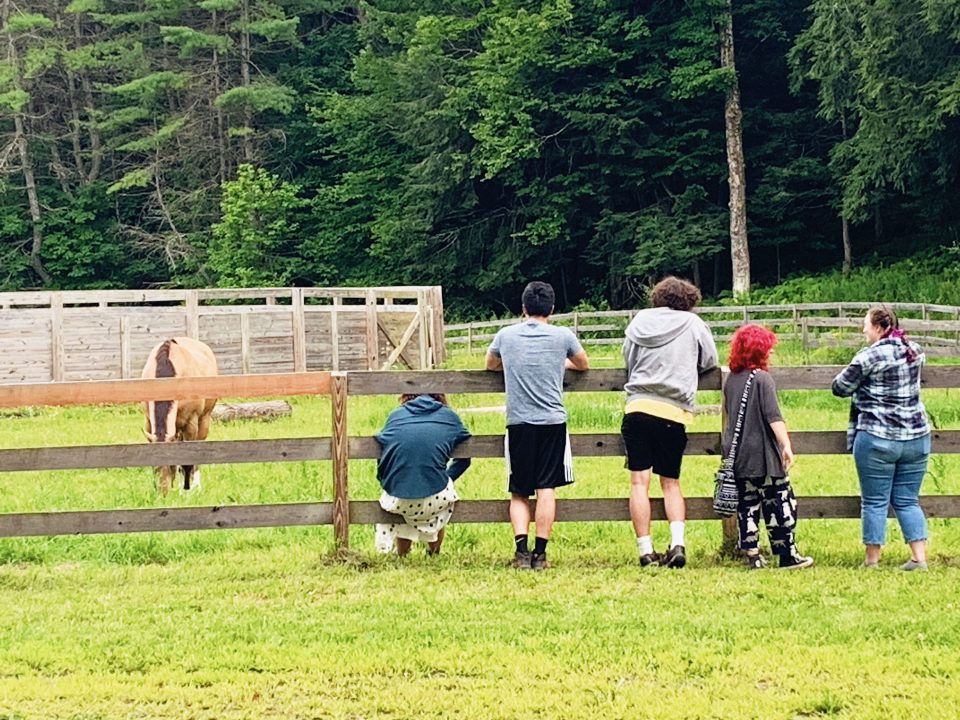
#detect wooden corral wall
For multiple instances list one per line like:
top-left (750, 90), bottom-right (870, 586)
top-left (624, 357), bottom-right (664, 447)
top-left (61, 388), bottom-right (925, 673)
top-left (0, 286), bottom-right (445, 383)
top-left (1, 367), bottom-right (959, 553)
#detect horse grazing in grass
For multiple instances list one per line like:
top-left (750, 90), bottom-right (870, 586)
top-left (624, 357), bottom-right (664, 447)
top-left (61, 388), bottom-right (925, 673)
top-left (141, 337), bottom-right (219, 495)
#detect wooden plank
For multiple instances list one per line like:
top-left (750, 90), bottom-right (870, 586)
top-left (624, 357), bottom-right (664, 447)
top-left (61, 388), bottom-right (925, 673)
top-left (331, 297), bottom-right (341, 371)
top-left (292, 287), bottom-right (307, 373)
top-left (50, 293), bottom-right (64, 382)
top-left (185, 290), bottom-right (199, 338)
top-left (0, 438), bottom-right (332, 472)
top-left (432, 286), bottom-right (446, 364)
top-left (331, 372), bottom-right (349, 549)
top-left (119, 316), bottom-right (131, 380)
top-left (0, 372), bottom-right (332, 408)
top-left (417, 291), bottom-right (429, 370)
top-left (365, 289), bottom-right (378, 370)
top-left (0, 503), bottom-right (334, 537)
top-left (345, 367), bottom-right (723, 395)
top-left (2, 495), bottom-right (959, 538)
top-left (240, 313), bottom-right (251, 375)
top-left (351, 495), bottom-right (960, 524)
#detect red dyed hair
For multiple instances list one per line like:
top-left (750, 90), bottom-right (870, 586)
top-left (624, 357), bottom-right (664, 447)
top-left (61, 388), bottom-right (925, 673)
top-left (728, 324), bottom-right (777, 373)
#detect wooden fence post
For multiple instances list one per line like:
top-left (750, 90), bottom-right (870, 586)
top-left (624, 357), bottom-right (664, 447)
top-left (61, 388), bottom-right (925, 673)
top-left (331, 297), bottom-right (341, 371)
top-left (50, 292), bottom-right (64, 382)
top-left (331, 371), bottom-right (350, 549)
top-left (365, 289), bottom-right (378, 370)
top-left (185, 290), bottom-right (200, 339)
top-left (719, 367), bottom-right (739, 556)
top-left (292, 287), bottom-right (307, 373)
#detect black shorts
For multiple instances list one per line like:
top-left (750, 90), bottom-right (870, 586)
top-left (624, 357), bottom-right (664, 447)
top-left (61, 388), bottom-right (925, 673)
top-left (505, 423), bottom-right (573, 497)
top-left (620, 412), bottom-right (688, 479)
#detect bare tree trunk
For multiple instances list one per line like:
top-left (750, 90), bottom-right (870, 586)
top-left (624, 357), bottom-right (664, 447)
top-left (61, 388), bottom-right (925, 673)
top-left (76, 13), bottom-right (102, 183)
top-left (721, 0), bottom-right (749, 297)
top-left (4, 0), bottom-right (50, 285)
top-left (239, 0), bottom-right (254, 162)
top-left (212, 10), bottom-right (228, 182)
top-left (840, 115), bottom-right (851, 276)
top-left (841, 216), bottom-right (852, 276)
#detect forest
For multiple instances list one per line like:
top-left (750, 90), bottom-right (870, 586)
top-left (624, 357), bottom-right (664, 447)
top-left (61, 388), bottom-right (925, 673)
top-left (1, 0), bottom-right (958, 316)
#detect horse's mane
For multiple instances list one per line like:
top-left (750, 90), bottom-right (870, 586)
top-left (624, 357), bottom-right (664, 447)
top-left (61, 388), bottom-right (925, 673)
top-left (152, 340), bottom-right (177, 441)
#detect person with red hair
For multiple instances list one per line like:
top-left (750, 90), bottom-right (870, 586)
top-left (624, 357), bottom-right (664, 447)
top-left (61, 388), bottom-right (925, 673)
top-left (723, 324), bottom-right (813, 569)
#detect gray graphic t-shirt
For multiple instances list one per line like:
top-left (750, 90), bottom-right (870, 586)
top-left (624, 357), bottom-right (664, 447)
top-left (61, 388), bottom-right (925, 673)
top-left (488, 320), bottom-right (584, 426)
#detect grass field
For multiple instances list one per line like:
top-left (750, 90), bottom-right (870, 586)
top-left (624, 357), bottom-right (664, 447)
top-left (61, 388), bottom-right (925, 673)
top-left (0, 344), bottom-right (958, 718)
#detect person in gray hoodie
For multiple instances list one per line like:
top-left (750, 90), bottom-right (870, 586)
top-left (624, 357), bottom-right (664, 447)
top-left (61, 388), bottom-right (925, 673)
top-left (621, 276), bottom-right (718, 568)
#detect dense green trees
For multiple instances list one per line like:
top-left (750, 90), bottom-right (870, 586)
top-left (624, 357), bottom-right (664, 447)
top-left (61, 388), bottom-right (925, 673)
top-left (0, 1), bottom-right (957, 312)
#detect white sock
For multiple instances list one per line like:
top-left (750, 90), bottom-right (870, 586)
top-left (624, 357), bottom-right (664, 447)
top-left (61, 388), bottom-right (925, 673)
top-left (637, 536), bottom-right (654, 556)
top-left (669, 521), bottom-right (685, 549)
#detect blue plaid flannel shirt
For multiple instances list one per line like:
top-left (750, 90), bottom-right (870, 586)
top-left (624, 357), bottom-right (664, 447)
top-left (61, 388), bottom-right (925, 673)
top-left (831, 338), bottom-right (930, 450)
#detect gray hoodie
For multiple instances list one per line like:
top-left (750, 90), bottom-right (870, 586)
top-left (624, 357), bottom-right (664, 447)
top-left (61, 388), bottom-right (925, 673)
top-left (623, 307), bottom-right (718, 412)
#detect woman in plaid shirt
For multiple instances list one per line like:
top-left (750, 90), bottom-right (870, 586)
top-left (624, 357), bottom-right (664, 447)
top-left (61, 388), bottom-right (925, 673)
top-left (831, 307), bottom-right (931, 571)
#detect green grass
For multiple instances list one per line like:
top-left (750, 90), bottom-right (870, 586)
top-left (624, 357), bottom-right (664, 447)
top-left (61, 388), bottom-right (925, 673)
top-left (0, 346), bottom-right (959, 718)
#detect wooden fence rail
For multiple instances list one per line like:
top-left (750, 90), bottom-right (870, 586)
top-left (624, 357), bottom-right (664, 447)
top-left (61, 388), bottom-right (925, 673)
top-left (1, 368), bottom-right (959, 549)
top-left (445, 302), bottom-right (960, 354)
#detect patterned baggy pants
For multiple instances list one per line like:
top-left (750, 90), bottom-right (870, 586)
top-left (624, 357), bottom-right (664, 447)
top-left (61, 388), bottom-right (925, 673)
top-left (736, 475), bottom-right (798, 556)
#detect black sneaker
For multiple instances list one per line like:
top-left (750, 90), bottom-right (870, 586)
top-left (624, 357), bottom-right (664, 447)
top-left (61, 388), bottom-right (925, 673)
top-left (530, 553), bottom-right (550, 571)
top-left (779, 553), bottom-right (814, 570)
top-left (665, 545), bottom-right (686, 569)
top-left (512, 551), bottom-right (532, 570)
top-left (744, 553), bottom-right (767, 570)
top-left (640, 552), bottom-right (661, 567)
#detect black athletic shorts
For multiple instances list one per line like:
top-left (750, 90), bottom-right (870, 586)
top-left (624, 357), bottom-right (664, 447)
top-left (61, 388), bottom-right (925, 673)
top-left (620, 411), bottom-right (688, 479)
top-left (505, 423), bottom-right (573, 497)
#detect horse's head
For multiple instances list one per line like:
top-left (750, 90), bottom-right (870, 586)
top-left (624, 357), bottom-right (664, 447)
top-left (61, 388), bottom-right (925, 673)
top-left (143, 399), bottom-right (179, 443)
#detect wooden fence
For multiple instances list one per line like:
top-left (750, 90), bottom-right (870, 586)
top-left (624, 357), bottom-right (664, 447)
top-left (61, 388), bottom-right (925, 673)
top-left (1, 366), bottom-right (959, 552)
top-left (0, 285), bottom-right (445, 384)
top-left (445, 302), bottom-right (960, 355)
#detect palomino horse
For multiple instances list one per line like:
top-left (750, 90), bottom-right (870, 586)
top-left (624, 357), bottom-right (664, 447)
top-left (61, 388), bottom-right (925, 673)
top-left (141, 337), bottom-right (219, 495)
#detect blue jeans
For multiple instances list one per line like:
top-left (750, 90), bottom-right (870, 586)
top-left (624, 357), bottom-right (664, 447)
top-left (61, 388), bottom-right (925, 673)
top-left (852, 431), bottom-right (930, 545)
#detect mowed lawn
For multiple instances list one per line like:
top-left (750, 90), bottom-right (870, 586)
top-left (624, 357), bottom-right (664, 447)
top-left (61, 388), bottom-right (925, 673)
top-left (1, 345), bottom-right (959, 719)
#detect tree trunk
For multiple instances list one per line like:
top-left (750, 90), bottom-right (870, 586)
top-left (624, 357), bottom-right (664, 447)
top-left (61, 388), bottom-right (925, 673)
top-left (721, 0), bottom-right (749, 297)
top-left (212, 10), bottom-right (228, 183)
top-left (240, 0), bottom-right (254, 162)
top-left (841, 216), bottom-right (852, 276)
top-left (4, 0), bottom-right (50, 285)
top-left (840, 115), bottom-right (851, 276)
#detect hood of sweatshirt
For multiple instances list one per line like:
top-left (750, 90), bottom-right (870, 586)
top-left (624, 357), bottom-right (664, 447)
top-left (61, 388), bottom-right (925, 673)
top-left (401, 394), bottom-right (445, 415)
top-left (625, 307), bottom-right (698, 348)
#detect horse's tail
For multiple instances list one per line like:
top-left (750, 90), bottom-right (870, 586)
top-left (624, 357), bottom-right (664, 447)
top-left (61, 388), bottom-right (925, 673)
top-left (152, 340), bottom-right (177, 442)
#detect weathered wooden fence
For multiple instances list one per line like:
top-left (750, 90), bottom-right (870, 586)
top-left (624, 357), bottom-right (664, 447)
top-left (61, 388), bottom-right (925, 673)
top-left (1, 367), bottom-right (959, 553)
top-left (0, 286), bottom-right (445, 384)
top-left (446, 302), bottom-right (960, 355)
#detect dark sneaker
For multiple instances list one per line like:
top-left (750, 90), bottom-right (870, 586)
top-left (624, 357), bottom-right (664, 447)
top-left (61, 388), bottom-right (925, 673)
top-left (639, 552), bottom-right (661, 567)
top-left (665, 545), bottom-right (686, 569)
top-left (530, 553), bottom-right (550, 571)
top-left (512, 551), bottom-right (532, 570)
top-left (779, 553), bottom-right (814, 570)
top-left (744, 553), bottom-right (767, 570)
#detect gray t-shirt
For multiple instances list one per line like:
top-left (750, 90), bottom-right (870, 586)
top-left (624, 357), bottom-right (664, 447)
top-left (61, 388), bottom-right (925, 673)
top-left (488, 320), bottom-right (584, 426)
top-left (721, 370), bottom-right (786, 479)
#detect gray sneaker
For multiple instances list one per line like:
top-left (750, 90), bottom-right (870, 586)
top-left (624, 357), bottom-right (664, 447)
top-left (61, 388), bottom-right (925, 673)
top-left (901, 559), bottom-right (928, 572)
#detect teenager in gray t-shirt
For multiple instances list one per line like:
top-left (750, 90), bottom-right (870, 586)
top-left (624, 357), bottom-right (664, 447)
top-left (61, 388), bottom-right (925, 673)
top-left (485, 281), bottom-right (589, 570)
top-left (488, 320), bottom-right (584, 426)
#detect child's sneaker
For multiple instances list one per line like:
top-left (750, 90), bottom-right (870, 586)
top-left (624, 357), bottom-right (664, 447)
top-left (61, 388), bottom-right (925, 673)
top-left (744, 553), bottom-right (767, 570)
top-left (779, 553), bottom-right (814, 570)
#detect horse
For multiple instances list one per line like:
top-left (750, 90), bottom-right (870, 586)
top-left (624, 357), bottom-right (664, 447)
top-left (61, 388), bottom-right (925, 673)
top-left (141, 337), bottom-right (219, 495)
